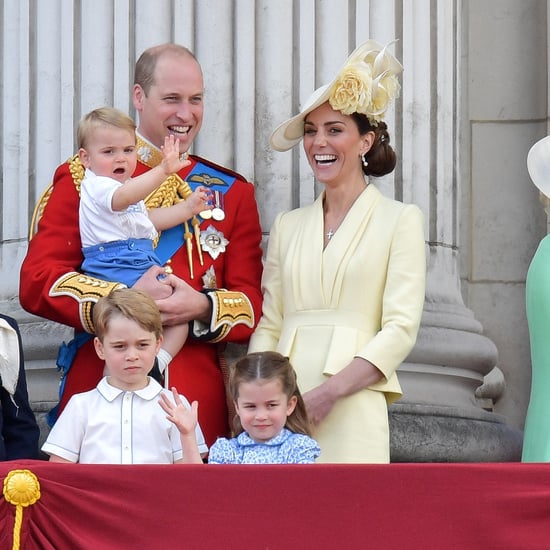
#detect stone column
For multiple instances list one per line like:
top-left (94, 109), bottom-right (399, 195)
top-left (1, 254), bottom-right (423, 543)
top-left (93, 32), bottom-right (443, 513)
top-left (389, 1), bottom-right (522, 461)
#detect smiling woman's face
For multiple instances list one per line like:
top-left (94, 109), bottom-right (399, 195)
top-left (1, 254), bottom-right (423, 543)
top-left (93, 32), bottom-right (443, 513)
top-left (302, 101), bottom-right (372, 186)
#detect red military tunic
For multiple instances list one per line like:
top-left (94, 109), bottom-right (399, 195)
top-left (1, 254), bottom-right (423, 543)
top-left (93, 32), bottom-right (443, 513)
top-left (19, 136), bottom-right (263, 446)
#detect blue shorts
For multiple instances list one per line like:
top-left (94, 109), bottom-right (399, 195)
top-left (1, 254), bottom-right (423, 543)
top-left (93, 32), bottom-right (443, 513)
top-left (81, 238), bottom-right (162, 287)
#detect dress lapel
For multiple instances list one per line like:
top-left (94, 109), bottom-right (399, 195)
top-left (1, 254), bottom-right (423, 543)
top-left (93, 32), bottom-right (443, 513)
top-left (321, 185), bottom-right (380, 305)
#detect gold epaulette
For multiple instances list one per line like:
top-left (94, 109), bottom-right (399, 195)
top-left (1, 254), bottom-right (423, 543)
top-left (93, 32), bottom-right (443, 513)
top-left (29, 184), bottom-right (53, 241)
top-left (206, 289), bottom-right (255, 343)
top-left (28, 155), bottom-right (84, 240)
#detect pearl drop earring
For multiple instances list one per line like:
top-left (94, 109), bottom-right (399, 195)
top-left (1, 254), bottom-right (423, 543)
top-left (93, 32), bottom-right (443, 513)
top-left (362, 153), bottom-right (369, 167)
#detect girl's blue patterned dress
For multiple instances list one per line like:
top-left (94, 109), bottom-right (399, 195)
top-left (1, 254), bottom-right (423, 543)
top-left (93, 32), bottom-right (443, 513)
top-left (208, 428), bottom-right (320, 464)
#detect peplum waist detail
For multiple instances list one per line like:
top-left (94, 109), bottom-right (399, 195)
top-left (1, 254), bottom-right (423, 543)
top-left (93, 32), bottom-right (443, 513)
top-left (277, 309), bottom-right (402, 403)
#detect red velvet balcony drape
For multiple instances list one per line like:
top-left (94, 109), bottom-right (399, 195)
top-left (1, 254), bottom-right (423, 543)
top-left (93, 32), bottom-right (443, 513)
top-left (2, 461), bottom-right (550, 549)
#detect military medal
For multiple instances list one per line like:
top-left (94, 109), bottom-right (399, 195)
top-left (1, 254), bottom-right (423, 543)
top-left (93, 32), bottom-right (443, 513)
top-left (200, 226), bottom-right (229, 260)
top-left (212, 190), bottom-right (225, 221)
top-left (200, 208), bottom-right (213, 220)
top-left (198, 189), bottom-right (213, 219)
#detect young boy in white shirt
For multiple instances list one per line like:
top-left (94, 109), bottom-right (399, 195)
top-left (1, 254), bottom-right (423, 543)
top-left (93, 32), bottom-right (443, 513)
top-left (42, 288), bottom-right (206, 464)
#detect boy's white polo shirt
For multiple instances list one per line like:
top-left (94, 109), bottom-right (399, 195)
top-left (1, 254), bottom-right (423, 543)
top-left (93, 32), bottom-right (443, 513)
top-left (42, 377), bottom-right (208, 464)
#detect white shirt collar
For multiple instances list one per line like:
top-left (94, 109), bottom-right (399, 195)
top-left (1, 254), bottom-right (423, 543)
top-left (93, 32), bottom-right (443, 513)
top-left (96, 376), bottom-right (163, 402)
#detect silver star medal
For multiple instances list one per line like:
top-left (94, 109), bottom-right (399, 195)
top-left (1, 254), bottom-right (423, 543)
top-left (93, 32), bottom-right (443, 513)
top-left (200, 226), bottom-right (229, 260)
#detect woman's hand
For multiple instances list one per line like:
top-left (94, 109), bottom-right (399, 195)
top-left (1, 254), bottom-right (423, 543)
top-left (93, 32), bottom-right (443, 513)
top-left (302, 383), bottom-right (339, 426)
top-left (304, 357), bottom-right (385, 425)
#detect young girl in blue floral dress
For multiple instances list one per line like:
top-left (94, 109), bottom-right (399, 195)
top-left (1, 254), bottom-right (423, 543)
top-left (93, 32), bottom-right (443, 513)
top-left (160, 351), bottom-right (320, 463)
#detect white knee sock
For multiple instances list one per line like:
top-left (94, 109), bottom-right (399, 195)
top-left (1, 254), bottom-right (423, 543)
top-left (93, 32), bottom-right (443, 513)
top-left (156, 348), bottom-right (173, 375)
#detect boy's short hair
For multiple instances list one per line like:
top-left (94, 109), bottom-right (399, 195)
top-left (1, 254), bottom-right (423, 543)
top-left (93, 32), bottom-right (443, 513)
top-left (77, 107), bottom-right (136, 149)
top-left (93, 288), bottom-right (163, 341)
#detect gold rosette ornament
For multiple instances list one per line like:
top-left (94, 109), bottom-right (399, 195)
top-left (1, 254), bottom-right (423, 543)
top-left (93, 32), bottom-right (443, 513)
top-left (3, 469), bottom-right (41, 550)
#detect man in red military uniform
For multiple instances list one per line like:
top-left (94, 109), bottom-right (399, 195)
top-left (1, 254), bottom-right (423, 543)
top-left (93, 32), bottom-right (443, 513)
top-left (19, 44), bottom-right (263, 447)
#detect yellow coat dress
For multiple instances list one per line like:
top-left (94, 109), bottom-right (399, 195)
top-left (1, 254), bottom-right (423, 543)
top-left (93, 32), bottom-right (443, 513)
top-left (249, 184), bottom-right (426, 463)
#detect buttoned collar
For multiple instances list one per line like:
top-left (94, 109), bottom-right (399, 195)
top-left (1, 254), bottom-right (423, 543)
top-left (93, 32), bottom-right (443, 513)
top-left (96, 376), bottom-right (163, 402)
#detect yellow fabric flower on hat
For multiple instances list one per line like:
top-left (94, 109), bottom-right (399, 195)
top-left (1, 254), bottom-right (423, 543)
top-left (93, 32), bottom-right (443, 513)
top-left (328, 40), bottom-right (402, 124)
top-left (330, 62), bottom-right (373, 115)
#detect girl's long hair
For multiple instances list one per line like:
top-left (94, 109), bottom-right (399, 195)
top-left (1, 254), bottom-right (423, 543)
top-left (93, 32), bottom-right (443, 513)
top-left (229, 351), bottom-right (312, 437)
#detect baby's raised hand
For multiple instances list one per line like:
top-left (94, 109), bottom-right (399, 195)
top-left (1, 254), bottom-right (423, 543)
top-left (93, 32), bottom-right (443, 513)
top-left (187, 186), bottom-right (213, 216)
top-left (160, 135), bottom-right (191, 174)
top-left (159, 387), bottom-right (198, 436)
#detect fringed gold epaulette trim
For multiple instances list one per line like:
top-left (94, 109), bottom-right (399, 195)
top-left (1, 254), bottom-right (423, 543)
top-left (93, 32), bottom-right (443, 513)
top-left (144, 173), bottom-right (196, 251)
top-left (144, 173), bottom-right (192, 208)
top-left (207, 290), bottom-right (255, 343)
top-left (49, 272), bottom-right (126, 333)
top-left (29, 155), bottom-right (85, 240)
top-left (68, 154), bottom-right (85, 193)
top-left (29, 185), bottom-right (53, 240)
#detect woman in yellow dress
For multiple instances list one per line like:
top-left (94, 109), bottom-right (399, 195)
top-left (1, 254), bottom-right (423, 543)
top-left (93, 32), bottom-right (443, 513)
top-left (249, 40), bottom-right (426, 463)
